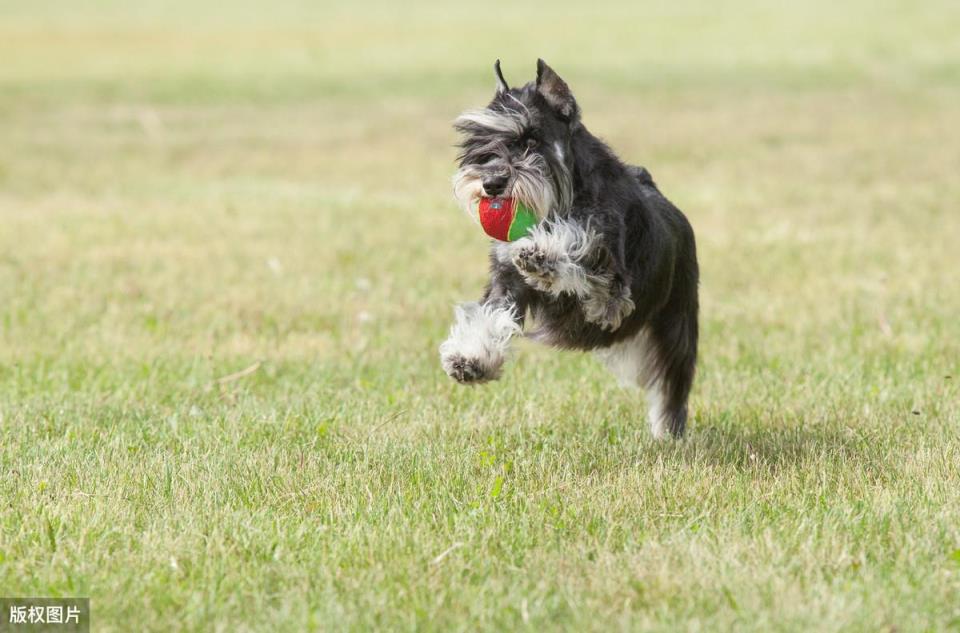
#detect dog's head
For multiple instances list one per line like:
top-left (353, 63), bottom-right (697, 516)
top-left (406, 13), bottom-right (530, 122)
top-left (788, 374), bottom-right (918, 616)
top-left (452, 59), bottom-right (578, 221)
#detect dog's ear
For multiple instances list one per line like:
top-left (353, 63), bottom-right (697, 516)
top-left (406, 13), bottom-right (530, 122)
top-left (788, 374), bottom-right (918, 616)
top-left (494, 59), bottom-right (509, 94)
top-left (536, 58), bottom-right (579, 121)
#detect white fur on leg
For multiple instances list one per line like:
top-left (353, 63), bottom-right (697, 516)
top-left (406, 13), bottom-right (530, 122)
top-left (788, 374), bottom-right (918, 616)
top-left (508, 218), bottom-right (634, 330)
top-left (595, 329), bottom-right (670, 438)
top-left (595, 328), bottom-right (655, 387)
top-left (645, 381), bottom-right (670, 439)
top-left (439, 302), bottom-right (520, 384)
top-left (509, 218), bottom-right (602, 297)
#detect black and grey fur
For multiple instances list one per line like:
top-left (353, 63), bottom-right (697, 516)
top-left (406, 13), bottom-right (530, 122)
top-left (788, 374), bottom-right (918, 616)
top-left (440, 59), bottom-right (699, 438)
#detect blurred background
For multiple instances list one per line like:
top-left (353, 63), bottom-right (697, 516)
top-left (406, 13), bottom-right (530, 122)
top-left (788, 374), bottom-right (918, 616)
top-left (2, 1), bottom-right (959, 629)
top-left (2, 1), bottom-right (958, 369)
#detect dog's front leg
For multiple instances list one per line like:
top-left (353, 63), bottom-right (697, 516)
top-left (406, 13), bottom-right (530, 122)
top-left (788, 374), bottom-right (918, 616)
top-left (578, 241), bottom-right (635, 331)
top-left (510, 219), bottom-right (634, 330)
top-left (439, 282), bottom-right (526, 384)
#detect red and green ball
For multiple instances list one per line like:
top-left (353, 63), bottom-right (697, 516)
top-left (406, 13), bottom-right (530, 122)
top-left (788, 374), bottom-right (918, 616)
top-left (476, 197), bottom-right (538, 242)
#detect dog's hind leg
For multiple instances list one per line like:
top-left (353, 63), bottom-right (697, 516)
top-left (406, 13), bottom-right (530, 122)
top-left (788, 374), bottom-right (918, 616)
top-left (644, 307), bottom-right (698, 438)
top-left (596, 308), bottom-right (697, 438)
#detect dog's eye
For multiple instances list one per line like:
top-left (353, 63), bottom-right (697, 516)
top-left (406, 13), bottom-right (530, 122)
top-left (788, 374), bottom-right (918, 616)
top-left (526, 137), bottom-right (539, 149)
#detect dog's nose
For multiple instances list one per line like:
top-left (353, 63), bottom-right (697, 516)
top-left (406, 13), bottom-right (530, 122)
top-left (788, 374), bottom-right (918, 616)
top-left (482, 176), bottom-right (508, 197)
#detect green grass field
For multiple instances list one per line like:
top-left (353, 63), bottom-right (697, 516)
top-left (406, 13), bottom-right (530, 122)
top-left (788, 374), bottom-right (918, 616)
top-left (2, 1), bottom-right (959, 630)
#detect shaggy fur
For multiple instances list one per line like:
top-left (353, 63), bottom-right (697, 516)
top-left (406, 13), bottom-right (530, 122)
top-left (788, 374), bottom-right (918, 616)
top-left (440, 59), bottom-right (699, 438)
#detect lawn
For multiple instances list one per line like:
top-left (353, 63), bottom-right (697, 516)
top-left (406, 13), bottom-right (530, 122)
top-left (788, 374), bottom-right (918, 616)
top-left (1, 1), bottom-right (959, 630)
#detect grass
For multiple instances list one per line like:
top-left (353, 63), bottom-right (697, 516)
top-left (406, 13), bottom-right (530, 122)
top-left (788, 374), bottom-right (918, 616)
top-left (1, 0), bottom-right (959, 630)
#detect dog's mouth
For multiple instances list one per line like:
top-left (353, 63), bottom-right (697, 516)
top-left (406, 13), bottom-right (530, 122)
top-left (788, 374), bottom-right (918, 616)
top-left (453, 164), bottom-right (555, 226)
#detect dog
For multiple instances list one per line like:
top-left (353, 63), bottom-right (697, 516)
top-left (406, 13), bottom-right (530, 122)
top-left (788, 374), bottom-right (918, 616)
top-left (440, 59), bottom-right (699, 438)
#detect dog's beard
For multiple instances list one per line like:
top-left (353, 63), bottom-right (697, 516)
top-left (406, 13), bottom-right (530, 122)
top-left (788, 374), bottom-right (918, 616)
top-left (451, 154), bottom-right (569, 223)
top-left (451, 167), bottom-right (485, 219)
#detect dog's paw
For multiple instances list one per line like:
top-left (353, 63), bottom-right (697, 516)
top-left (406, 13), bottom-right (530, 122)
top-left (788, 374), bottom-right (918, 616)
top-left (440, 351), bottom-right (501, 385)
top-left (439, 301), bottom-right (519, 385)
top-left (511, 240), bottom-right (560, 292)
top-left (583, 284), bottom-right (635, 332)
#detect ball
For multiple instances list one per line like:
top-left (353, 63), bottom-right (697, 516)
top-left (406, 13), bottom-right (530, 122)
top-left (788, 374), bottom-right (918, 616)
top-left (476, 197), bottom-right (538, 242)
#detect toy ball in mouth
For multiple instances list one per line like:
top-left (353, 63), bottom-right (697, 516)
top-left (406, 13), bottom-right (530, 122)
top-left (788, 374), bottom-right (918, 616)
top-left (476, 197), bottom-right (538, 242)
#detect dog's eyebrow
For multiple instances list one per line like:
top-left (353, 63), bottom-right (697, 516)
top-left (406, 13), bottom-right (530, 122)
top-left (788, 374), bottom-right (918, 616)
top-left (454, 108), bottom-right (527, 135)
top-left (457, 137), bottom-right (509, 163)
top-left (505, 92), bottom-right (531, 116)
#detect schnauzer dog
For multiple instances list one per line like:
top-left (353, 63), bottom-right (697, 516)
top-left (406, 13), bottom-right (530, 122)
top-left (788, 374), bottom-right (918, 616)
top-left (440, 59), bottom-right (699, 438)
